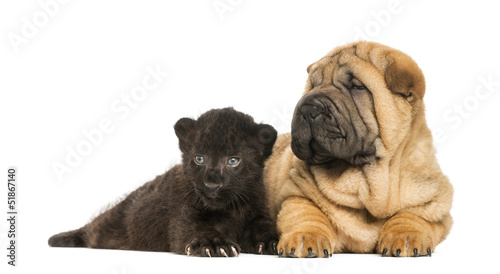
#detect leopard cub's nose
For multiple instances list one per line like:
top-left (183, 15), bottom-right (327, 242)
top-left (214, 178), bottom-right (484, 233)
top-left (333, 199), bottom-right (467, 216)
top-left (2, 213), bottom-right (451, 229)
top-left (204, 181), bottom-right (222, 190)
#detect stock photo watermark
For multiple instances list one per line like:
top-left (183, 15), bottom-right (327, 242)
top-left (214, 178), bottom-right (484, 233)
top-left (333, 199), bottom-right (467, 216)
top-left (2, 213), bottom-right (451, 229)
top-left (109, 266), bottom-right (128, 274)
top-left (283, 259), bottom-right (319, 274)
top-left (51, 64), bottom-right (169, 183)
top-left (268, 105), bottom-right (294, 134)
top-left (433, 74), bottom-right (499, 144)
top-left (213, 0), bottom-right (243, 21)
top-left (6, 167), bottom-right (18, 267)
top-left (7, 0), bottom-right (70, 54)
top-left (353, 0), bottom-right (408, 41)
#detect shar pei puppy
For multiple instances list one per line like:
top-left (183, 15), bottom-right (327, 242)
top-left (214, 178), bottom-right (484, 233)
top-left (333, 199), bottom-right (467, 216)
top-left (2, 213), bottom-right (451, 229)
top-left (264, 41), bottom-right (453, 258)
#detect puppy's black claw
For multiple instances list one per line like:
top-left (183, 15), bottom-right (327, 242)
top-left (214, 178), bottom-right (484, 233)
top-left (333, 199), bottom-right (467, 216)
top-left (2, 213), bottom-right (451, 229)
top-left (272, 242), bottom-right (278, 254)
top-left (413, 248), bottom-right (419, 257)
top-left (323, 249), bottom-right (329, 258)
top-left (395, 249), bottom-right (401, 257)
top-left (382, 248), bottom-right (388, 257)
top-left (427, 247), bottom-right (432, 257)
top-left (306, 247), bottom-right (316, 258)
top-left (278, 248), bottom-right (283, 257)
top-left (286, 247), bottom-right (298, 257)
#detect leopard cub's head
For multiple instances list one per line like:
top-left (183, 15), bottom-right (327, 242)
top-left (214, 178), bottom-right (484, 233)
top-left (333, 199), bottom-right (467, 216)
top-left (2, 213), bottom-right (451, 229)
top-left (174, 107), bottom-right (277, 209)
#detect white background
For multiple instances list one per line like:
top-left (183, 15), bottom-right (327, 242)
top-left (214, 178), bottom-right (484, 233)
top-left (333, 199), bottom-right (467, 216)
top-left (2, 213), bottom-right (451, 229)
top-left (1, 1), bottom-right (500, 273)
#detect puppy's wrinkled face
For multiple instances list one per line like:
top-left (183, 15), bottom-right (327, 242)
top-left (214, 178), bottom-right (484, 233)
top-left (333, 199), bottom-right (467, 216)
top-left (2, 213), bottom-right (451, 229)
top-left (292, 43), bottom-right (425, 166)
top-left (174, 108), bottom-right (277, 209)
top-left (292, 70), bottom-right (379, 165)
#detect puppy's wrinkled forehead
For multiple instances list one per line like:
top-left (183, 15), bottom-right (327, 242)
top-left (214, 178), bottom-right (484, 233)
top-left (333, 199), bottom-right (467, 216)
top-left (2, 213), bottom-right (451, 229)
top-left (306, 47), bottom-right (362, 91)
top-left (305, 42), bottom-right (426, 103)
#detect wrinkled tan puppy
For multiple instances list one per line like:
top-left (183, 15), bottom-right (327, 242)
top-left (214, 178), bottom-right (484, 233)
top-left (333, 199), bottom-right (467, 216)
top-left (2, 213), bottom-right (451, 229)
top-left (264, 41), bottom-right (453, 258)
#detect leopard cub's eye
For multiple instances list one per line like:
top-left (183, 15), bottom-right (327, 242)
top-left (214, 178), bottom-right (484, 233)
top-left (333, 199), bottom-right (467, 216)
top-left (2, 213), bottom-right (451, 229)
top-left (194, 155), bottom-right (205, 165)
top-left (227, 157), bottom-right (241, 167)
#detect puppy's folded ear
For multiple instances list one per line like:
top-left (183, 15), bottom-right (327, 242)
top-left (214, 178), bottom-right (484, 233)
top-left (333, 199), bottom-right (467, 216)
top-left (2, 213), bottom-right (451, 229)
top-left (255, 124), bottom-right (277, 158)
top-left (306, 62), bottom-right (315, 73)
top-left (384, 51), bottom-right (426, 101)
top-left (174, 118), bottom-right (196, 153)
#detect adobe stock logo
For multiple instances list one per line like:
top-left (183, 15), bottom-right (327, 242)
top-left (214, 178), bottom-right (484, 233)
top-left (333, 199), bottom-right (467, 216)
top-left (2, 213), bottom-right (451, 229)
top-left (51, 64), bottom-right (169, 183)
top-left (268, 105), bottom-right (294, 134)
top-left (353, 0), bottom-right (405, 41)
top-left (212, 0), bottom-right (243, 21)
top-left (434, 74), bottom-right (499, 144)
top-left (7, 0), bottom-right (70, 54)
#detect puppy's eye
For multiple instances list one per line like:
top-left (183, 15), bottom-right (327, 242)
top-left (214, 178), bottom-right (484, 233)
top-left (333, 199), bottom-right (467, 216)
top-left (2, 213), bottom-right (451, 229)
top-left (352, 84), bottom-right (367, 90)
top-left (227, 157), bottom-right (241, 167)
top-left (350, 77), bottom-right (367, 90)
top-left (194, 155), bottom-right (205, 165)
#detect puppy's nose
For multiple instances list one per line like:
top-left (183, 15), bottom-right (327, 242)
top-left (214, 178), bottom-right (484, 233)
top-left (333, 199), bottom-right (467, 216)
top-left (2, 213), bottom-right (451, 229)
top-left (301, 103), bottom-right (325, 120)
top-left (204, 181), bottom-right (222, 190)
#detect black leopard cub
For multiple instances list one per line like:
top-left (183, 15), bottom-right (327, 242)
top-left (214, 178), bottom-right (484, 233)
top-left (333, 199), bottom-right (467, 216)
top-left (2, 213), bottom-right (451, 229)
top-left (49, 107), bottom-right (278, 257)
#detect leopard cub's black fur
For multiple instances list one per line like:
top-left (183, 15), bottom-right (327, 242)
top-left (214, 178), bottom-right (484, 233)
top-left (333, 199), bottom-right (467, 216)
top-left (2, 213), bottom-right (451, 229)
top-left (48, 108), bottom-right (278, 257)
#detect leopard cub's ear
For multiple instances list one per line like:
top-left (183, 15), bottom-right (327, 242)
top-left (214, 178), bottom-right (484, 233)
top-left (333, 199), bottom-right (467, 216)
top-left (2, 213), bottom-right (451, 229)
top-left (174, 118), bottom-right (196, 153)
top-left (255, 124), bottom-right (277, 158)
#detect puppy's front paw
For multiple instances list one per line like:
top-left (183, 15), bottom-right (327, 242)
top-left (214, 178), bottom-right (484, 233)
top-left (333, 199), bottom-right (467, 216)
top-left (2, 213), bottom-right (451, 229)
top-left (278, 231), bottom-right (334, 258)
top-left (378, 230), bottom-right (433, 257)
top-left (185, 237), bottom-right (240, 257)
top-left (378, 212), bottom-right (434, 257)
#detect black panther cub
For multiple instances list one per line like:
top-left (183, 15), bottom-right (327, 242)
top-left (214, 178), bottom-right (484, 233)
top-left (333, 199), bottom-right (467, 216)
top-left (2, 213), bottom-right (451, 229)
top-left (49, 108), bottom-right (278, 256)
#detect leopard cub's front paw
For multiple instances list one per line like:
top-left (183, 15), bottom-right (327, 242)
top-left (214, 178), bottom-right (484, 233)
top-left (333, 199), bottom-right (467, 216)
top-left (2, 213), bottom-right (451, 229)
top-left (185, 237), bottom-right (240, 257)
top-left (253, 238), bottom-right (278, 255)
top-left (245, 217), bottom-right (279, 255)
